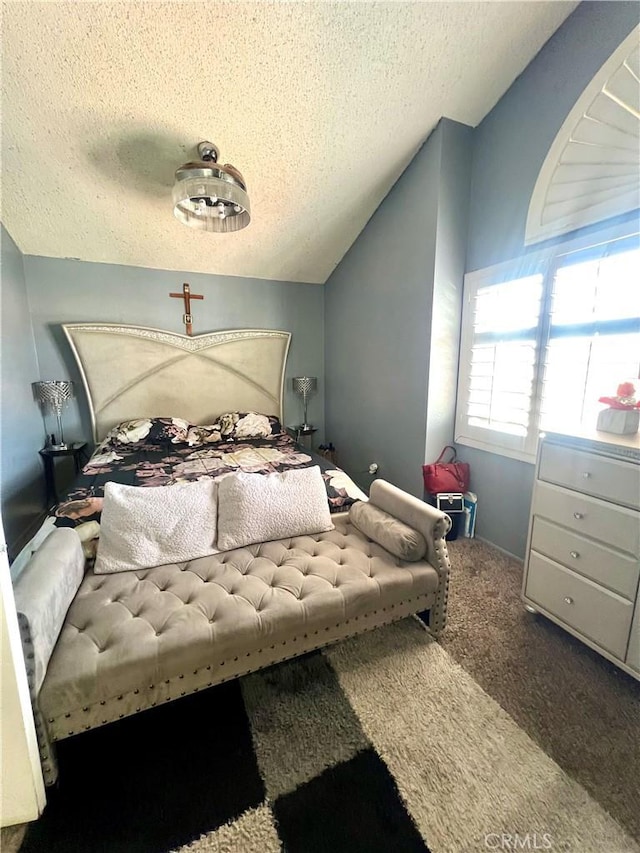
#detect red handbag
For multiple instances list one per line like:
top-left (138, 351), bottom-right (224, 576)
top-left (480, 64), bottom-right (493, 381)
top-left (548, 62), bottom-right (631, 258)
top-left (422, 446), bottom-right (470, 495)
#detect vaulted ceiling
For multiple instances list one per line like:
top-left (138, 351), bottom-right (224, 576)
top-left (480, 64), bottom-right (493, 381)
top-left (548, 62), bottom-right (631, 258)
top-left (1, 1), bottom-right (576, 284)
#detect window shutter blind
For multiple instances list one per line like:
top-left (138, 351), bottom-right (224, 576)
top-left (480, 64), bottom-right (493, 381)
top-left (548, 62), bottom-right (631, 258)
top-left (541, 246), bottom-right (640, 433)
top-left (456, 230), bottom-right (639, 463)
top-left (456, 273), bottom-right (543, 457)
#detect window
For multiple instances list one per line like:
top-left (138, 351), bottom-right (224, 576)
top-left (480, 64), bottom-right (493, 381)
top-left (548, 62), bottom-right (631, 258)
top-left (455, 232), bottom-right (640, 462)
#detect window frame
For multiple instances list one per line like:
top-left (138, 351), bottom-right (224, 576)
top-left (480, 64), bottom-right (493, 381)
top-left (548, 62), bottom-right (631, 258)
top-left (455, 223), bottom-right (640, 464)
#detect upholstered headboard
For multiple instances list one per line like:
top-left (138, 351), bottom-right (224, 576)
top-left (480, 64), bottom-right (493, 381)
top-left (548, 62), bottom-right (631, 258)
top-left (63, 324), bottom-right (291, 442)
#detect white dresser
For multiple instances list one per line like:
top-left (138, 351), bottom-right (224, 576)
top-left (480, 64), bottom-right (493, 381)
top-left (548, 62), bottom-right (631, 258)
top-left (522, 430), bottom-right (640, 680)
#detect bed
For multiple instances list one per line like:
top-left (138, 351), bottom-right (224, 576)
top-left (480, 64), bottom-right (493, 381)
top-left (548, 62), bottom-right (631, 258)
top-left (52, 323), bottom-right (365, 538)
top-left (52, 423), bottom-right (366, 546)
top-left (13, 323), bottom-right (451, 786)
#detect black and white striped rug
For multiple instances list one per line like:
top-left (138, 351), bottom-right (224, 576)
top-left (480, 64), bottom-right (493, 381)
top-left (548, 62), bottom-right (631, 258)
top-left (20, 617), bottom-right (637, 853)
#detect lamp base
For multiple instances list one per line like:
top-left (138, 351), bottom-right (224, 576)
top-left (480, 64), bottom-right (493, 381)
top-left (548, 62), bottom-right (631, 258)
top-left (49, 441), bottom-right (68, 450)
top-left (296, 423), bottom-right (315, 434)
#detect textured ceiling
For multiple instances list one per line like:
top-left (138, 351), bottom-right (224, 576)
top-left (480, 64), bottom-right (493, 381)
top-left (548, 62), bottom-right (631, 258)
top-left (1, 1), bottom-right (577, 284)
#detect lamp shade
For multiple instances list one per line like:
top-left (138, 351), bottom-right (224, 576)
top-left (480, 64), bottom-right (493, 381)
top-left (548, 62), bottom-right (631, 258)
top-left (32, 380), bottom-right (74, 412)
top-left (292, 376), bottom-right (317, 398)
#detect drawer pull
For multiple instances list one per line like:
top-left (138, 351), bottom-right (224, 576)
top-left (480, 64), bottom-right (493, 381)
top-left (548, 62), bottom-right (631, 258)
top-left (564, 596), bottom-right (574, 605)
top-left (582, 472), bottom-right (591, 479)
top-left (569, 550), bottom-right (580, 559)
top-left (573, 512), bottom-right (584, 520)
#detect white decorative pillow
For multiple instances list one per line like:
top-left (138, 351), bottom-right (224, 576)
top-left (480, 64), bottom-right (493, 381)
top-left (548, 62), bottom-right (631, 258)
top-left (94, 480), bottom-right (218, 574)
top-left (217, 466), bottom-right (333, 551)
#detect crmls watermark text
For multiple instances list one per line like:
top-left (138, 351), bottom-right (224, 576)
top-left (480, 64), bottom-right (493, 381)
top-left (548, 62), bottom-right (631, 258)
top-left (484, 833), bottom-right (554, 850)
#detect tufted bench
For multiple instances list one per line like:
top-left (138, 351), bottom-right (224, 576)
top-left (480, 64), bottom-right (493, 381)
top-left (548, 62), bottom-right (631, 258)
top-left (16, 481), bottom-right (451, 785)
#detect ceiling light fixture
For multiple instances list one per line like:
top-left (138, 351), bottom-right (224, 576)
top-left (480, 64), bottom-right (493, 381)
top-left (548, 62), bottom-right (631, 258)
top-left (173, 141), bottom-right (250, 232)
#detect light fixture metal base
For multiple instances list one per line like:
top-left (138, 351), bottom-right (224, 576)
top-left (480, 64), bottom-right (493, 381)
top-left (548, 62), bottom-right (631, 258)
top-left (198, 141), bottom-right (219, 163)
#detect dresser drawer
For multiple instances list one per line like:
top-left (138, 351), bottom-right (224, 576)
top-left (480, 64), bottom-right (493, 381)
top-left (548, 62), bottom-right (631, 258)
top-left (532, 482), bottom-right (640, 558)
top-left (525, 552), bottom-right (633, 660)
top-left (531, 516), bottom-right (640, 600)
top-left (539, 442), bottom-right (640, 510)
top-left (627, 600), bottom-right (640, 672)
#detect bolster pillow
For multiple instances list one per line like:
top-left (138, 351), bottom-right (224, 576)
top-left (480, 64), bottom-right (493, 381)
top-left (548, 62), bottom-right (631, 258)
top-left (13, 528), bottom-right (85, 696)
top-left (349, 501), bottom-right (427, 562)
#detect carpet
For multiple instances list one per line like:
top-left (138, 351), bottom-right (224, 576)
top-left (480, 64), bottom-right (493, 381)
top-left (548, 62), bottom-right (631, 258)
top-left (17, 614), bottom-right (639, 853)
top-left (443, 539), bottom-right (640, 841)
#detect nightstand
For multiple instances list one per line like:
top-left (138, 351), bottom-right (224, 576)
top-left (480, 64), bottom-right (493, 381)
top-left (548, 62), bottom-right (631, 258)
top-left (39, 442), bottom-right (88, 505)
top-left (287, 426), bottom-right (317, 450)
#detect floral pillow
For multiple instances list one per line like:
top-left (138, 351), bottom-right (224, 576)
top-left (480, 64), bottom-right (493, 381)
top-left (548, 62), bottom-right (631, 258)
top-left (148, 417), bottom-right (191, 444)
top-left (184, 423), bottom-right (223, 447)
top-left (216, 412), bottom-right (283, 441)
top-left (104, 413), bottom-right (283, 449)
top-left (105, 417), bottom-right (191, 447)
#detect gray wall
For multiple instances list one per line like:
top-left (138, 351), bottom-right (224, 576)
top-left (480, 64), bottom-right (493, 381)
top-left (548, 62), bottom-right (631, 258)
top-left (462, 1), bottom-right (640, 558)
top-left (426, 121), bottom-right (472, 463)
top-left (22, 257), bottom-right (324, 448)
top-left (0, 227), bottom-right (45, 557)
top-left (325, 119), bottom-right (472, 496)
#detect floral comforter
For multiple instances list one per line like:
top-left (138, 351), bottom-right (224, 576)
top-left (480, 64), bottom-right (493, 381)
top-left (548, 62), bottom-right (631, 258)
top-left (52, 430), bottom-right (366, 533)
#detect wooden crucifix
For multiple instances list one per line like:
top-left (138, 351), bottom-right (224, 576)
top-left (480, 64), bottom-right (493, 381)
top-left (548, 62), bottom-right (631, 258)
top-left (169, 283), bottom-right (204, 336)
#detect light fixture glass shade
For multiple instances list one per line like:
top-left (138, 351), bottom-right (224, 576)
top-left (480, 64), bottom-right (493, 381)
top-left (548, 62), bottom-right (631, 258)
top-left (173, 153), bottom-right (250, 233)
top-left (32, 380), bottom-right (74, 449)
top-left (292, 376), bottom-right (317, 430)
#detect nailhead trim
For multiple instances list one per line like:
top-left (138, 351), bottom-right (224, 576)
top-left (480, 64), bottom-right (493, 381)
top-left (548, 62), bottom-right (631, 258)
top-left (43, 593), bottom-right (442, 743)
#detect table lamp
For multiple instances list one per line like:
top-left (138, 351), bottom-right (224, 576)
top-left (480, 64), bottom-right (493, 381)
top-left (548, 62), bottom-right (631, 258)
top-left (32, 380), bottom-right (74, 449)
top-left (292, 376), bottom-right (317, 431)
